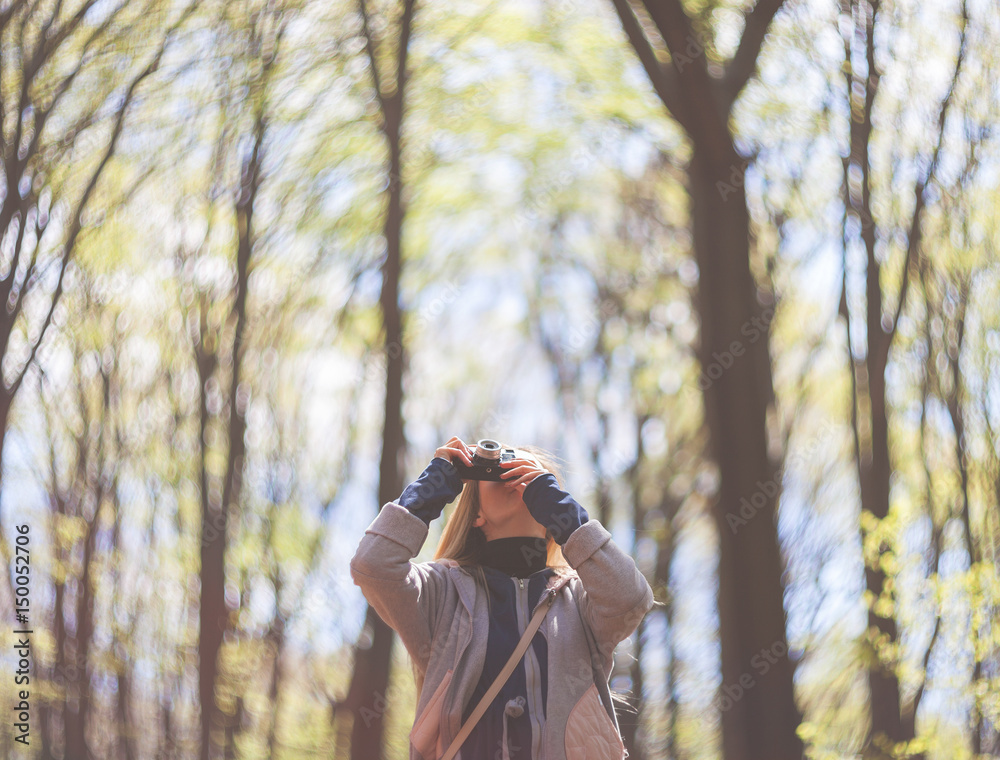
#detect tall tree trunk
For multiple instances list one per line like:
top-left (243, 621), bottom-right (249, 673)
top-left (47, 504), bottom-right (68, 760)
top-left (942, 285), bottom-right (984, 756)
top-left (655, 480), bottom-right (683, 760)
top-left (64, 519), bottom-right (99, 760)
top-left (608, 3), bottom-right (802, 757)
top-left (847, 3), bottom-right (905, 749)
top-left (117, 666), bottom-right (135, 760)
top-left (196, 321), bottom-right (222, 760)
top-left (266, 618), bottom-right (287, 759)
top-left (837, 0), bottom-right (968, 753)
top-left (65, 353), bottom-right (113, 760)
top-left (690, 149), bottom-right (802, 760)
top-left (197, 113), bottom-right (261, 760)
top-left (344, 3), bottom-right (415, 759)
top-left (619, 417), bottom-right (650, 760)
top-left (857, 233), bottom-right (905, 758)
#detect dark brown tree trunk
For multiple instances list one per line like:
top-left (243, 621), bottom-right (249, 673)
top-left (655, 483), bottom-right (683, 760)
top-left (847, 4), bottom-right (905, 747)
top-left (266, 619), bottom-right (287, 759)
top-left (64, 519), bottom-right (99, 760)
top-left (65, 360), bottom-right (114, 760)
top-left (48, 514), bottom-right (68, 760)
top-left (944, 291), bottom-right (983, 756)
top-left (197, 326), bottom-right (223, 760)
top-left (837, 0), bottom-right (968, 752)
top-left (197, 112), bottom-right (261, 760)
top-left (690, 149), bottom-right (803, 760)
top-left (344, 3), bottom-right (415, 759)
top-left (163, 678), bottom-right (177, 760)
top-left (856, 221), bottom-right (905, 758)
top-left (117, 667), bottom-right (135, 760)
top-left (620, 419), bottom-right (651, 760)
top-left (608, 3), bottom-right (803, 757)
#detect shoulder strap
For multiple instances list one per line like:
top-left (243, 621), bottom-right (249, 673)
top-left (439, 588), bottom-right (556, 760)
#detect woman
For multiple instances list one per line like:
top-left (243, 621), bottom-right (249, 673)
top-left (350, 436), bottom-right (655, 760)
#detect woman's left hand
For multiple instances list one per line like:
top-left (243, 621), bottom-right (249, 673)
top-left (499, 457), bottom-right (549, 493)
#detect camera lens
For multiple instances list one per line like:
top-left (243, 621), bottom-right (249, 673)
top-left (476, 439), bottom-right (501, 461)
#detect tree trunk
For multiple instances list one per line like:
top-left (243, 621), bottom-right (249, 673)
top-left (607, 2), bottom-right (803, 756)
top-left (198, 123), bottom-right (258, 760)
top-left (690, 148), bottom-right (803, 760)
top-left (838, 0), bottom-right (969, 750)
top-left (345, 3), bottom-right (415, 758)
top-left (64, 519), bottom-right (99, 760)
top-left (858, 293), bottom-right (904, 758)
top-left (266, 617), bottom-right (287, 759)
top-left (346, 102), bottom-right (408, 760)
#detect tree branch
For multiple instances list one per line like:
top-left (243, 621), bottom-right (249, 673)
top-left (640, 0), bottom-right (734, 168)
top-left (886, 0), bottom-right (968, 352)
top-left (608, 0), bottom-right (690, 131)
top-left (7, 2), bottom-right (196, 399)
top-left (721, 0), bottom-right (786, 108)
top-left (357, 0), bottom-right (386, 113)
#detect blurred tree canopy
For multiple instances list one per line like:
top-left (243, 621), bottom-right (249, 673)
top-left (0, 0), bottom-right (998, 759)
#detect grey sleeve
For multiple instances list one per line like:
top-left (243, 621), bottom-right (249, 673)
top-left (349, 502), bottom-right (451, 672)
top-left (561, 519), bottom-right (655, 673)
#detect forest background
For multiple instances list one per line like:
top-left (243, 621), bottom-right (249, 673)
top-left (0, 0), bottom-right (998, 759)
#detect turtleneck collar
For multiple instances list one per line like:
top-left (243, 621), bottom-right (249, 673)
top-left (473, 534), bottom-right (549, 578)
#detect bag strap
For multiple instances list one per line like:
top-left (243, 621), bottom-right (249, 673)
top-left (439, 587), bottom-right (556, 760)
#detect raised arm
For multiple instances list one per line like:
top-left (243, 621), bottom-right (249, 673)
top-left (506, 464), bottom-right (654, 673)
top-left (350, 438), bottom-right (472, 669)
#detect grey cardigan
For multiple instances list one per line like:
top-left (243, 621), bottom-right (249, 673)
top-left (350, 501), bottom-right (655, 760)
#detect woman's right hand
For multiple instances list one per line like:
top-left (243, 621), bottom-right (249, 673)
top-left (434, 436), bottom-right (475, 468)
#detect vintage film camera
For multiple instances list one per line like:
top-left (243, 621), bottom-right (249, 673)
top-left (451, 439), bottom-right (516, 481)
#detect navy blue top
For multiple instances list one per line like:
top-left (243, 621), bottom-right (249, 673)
top-left (396, 456), bottom-right (591, 759)
top-left (459, 559), bottom-right (555, 760)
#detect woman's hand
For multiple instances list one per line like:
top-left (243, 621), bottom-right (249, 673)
top-left (434, 436), bottom-right (475, 468)
top-left (499, 456), bottom-right (548, 494)
top-left (397, 438), bottom-right (469, 525)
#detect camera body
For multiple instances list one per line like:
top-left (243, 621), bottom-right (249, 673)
top-left (452, 439), bottom-right (516, 481)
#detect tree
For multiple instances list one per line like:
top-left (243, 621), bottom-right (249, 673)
top-left (341, 1), bottom-right (416, 758)
top-left (0, 0), bottom-right (193, 619)
top-left (606, 2), bottom-right (803, 757)
top-left (836, 0), bottom-right (973, 755)
top-left (165, 3), bottom-right (293, 757)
